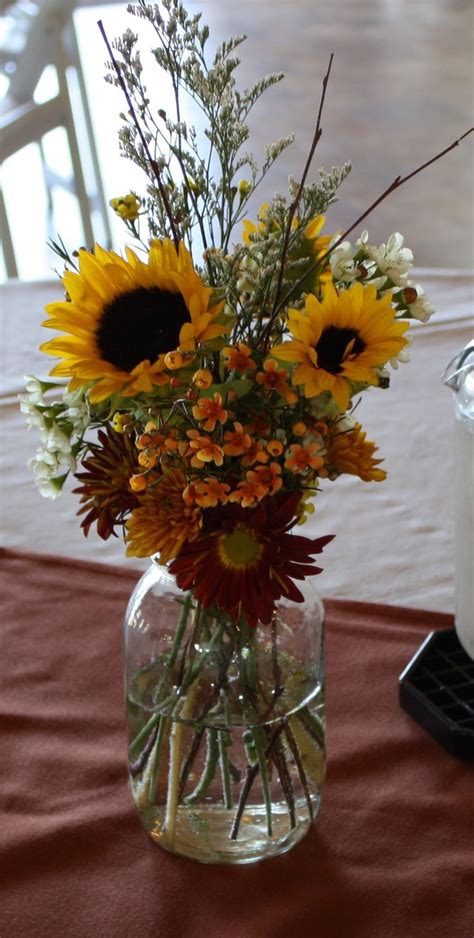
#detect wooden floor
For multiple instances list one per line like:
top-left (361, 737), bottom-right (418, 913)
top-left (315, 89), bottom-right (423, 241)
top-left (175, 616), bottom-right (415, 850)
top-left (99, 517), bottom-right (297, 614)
top-left (191, 0), bottom-right (473, 270)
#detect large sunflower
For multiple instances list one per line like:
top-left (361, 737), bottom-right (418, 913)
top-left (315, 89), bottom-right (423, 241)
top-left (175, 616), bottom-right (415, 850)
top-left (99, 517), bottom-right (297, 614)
top-left (169, 492), bottom-right (334, 626)
top-left (273, 282), bottom-right (409, 410)
top-left (41, 240), bottom-right (225, 404)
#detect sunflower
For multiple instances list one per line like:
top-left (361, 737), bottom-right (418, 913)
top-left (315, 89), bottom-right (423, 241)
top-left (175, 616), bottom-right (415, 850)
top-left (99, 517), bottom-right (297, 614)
top-left (40, 239), bottom-right (225, 404)
top-left (169, 492), bottom-right (334, 626)
top-left (273, 282), bottom-right (409, 410)
top-left (243, 209), bottom-right (332, 291)
top-left (73, 427), bottom-right (140, 539)
top-left (125, 468), bottom-right (202, 562)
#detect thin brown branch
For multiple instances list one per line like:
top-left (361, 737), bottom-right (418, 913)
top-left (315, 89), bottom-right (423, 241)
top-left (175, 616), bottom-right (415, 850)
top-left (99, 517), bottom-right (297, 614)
top-left (98, 19), bottom-right (180, 248)
top-left (230, 722), bottom-right (285, 840)
top-left (272, 126), bottom-right (474, 320)
top-left (268, 54), bottom-right (334, 324)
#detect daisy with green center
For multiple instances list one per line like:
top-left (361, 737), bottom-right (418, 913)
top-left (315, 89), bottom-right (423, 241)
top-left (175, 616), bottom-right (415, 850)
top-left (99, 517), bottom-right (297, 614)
top-left (40, 239), bottom-right (226, 404)
top-left (273, 282), bottom-right (410, 410)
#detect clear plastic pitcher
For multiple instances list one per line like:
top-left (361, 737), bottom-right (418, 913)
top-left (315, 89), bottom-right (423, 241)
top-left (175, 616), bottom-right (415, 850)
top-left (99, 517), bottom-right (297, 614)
top-left (444, 341), bottom-right (474, 660)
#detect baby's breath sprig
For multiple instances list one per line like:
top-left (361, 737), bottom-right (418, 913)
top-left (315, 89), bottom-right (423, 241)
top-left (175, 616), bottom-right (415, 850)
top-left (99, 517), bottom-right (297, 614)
top-left (103, 0), bottom-right (296, 263)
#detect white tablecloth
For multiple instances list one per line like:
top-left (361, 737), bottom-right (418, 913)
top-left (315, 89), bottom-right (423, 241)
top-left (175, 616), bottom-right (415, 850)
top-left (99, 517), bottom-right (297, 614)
top-left (1, 271), bottom-right (472, 612)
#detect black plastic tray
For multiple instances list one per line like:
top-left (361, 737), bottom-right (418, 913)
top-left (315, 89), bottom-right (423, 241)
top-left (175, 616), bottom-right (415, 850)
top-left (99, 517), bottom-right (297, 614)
top-left (399, 628), bottom-right (474, 761)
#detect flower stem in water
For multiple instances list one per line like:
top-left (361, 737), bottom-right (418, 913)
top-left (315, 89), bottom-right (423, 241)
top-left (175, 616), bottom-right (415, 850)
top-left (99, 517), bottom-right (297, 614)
top-left (184, 728), bottom-right (219, 805)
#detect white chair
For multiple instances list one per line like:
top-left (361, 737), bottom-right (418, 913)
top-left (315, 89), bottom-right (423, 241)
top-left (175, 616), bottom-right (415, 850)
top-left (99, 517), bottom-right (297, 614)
top-left (0, 0), bottom-right (115, 277)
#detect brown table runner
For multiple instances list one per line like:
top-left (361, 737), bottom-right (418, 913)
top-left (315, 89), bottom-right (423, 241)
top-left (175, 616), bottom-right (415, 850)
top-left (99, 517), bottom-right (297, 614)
top-left (1, 549), bottom-right (472, 938)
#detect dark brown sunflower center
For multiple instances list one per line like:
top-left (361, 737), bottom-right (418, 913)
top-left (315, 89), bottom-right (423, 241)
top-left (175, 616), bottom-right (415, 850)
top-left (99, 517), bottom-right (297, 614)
top-left (315, 326), bottom-right (365, 374)
top-left (96, 287), bottom-right (191, 372)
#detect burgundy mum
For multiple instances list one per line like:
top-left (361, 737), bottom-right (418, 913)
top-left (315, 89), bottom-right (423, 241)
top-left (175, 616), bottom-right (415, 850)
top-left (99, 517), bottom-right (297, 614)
top-left (169, 491), bottom-right (334, 626)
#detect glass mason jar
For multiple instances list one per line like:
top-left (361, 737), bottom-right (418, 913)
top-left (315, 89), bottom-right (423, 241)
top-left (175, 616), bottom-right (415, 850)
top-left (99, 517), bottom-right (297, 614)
top-left (124, 560), bottom-right (325, 864)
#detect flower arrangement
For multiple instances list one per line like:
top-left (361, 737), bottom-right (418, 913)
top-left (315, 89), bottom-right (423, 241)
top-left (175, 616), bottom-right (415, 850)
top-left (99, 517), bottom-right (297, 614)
top-left (21, 1), bottom-right (471, 861)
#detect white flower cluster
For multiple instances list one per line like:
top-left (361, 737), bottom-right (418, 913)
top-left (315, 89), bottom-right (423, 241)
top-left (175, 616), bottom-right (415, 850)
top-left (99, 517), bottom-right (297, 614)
top-left (19, 377), bottom-right (89, 499)
top-left (329, 231), bottom-right (435, 322)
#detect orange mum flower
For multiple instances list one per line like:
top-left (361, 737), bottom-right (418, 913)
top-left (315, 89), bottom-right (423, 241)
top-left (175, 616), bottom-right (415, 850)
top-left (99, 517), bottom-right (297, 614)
top-left (169, 492), bottom-right (334, 626)
top-left (222, 343), bottom-right (256, 372)
top-left (285, 442), bottom-right (325, 474)
top-left (325, 421), bottom-right (387, 482)
top-left (125, 468), bottom-right (202, 561)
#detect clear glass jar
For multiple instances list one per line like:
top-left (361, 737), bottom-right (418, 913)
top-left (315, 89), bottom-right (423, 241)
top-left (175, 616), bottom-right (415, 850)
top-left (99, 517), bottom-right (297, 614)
top-left (124, 561), bottom-right (325, 864)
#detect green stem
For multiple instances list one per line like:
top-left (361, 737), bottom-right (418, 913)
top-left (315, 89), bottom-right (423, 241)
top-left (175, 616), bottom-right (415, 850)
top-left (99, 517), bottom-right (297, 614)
top-left (128, 711), bottom-right (160, 762)
top-left (297, 706), bottom-right (325, 750)
top-left (163, 683), bottom-right (199, 846)
top-left (169, 594), bottom-right (194, 671)
top-left (148, 714), bottom-right (169, 804)
top-left (272, 735), bottom-right (296, 830)
top-left (218, 730), bottom-right (233, 809)
top-left (184, 728), bottom-right (219, 805)
top-left (250, 726), bottom-right (273, 836)
top-left (128, 594), bottom-right (193, 762)
top-left (284, 722), bottom-right (314, 821)
top-left (179, 727), bottom-right (205, 799)
top-left (230, 722), bottom-right (285, 841)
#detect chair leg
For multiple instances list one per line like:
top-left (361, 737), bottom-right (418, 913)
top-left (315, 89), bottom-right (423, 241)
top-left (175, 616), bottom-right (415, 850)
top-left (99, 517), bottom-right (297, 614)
top-left (0, 188), bottom-right (18, 279)
top-left (66, 15), bottom-right (113, 249)
top-left (50, 11), bottom-right (95, 251)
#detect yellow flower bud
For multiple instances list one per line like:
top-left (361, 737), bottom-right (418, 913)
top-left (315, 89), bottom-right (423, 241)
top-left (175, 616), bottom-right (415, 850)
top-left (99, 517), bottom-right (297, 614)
top-left (292, 422), bottom-right (307, 437)
top-left (192, 368), bottom-right (213, 390)
top-left (112, 412), bottom-right (132, 433)
top-left (109, 193), bottom-right (141, 222)
top-left (164, 351), bottom-right (184, 370)
top-left (238, 179), bottom-right (252, 199)
top-left (130, 473), bottom-right (148, 493)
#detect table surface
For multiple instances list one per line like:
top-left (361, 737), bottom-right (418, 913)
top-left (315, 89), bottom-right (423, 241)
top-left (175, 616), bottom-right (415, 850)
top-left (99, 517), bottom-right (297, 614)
top-left (1, 548), bottom-right (473, 938)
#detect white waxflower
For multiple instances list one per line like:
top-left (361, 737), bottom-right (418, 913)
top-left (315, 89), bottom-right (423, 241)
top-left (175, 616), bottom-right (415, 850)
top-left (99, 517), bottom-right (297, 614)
top-left (333, 413), bottom-right (357, 434)
top-left (44, 424), bottom-right (75, 457)
top-left (369, 275), bottom-right (389, 291)
top-left (388, 345), bottom-right (412, 370)
top-left (19, 396), bottom-right (48, 432)
top-left (407, 286), bottom-right (435, 322)
top-left (22, 375), bottom-right (46, 404)
top-left (28, 449), bottom-right (72, 499)
top-left (360, 232), bottom-right (414, 285)
top-left (329, 241), bottom-right (359, 282)
top-left (63, 390), bottom-right (89, 434)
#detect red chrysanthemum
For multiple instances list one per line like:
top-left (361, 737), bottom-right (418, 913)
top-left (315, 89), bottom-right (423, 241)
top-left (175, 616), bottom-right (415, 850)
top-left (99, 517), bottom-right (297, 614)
top-left (169, 492), bottom-right (334, 626)
top-left (73, 427), bottom-right (140, 539)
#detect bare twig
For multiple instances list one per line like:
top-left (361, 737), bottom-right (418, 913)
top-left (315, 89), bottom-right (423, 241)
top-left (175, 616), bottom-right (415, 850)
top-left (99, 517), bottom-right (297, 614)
top-left (230, 722), bottom-right (285, 840)
top-left (271, 126), bottom-right (474, 320)
top-left (98, 19), bottom-right (180, 248)
top-left (269, 54), bottom-right (334, 322)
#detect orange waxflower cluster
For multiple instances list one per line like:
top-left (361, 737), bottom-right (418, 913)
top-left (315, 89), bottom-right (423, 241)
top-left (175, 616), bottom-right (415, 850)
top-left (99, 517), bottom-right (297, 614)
top-left (121, 334), bottom-right (388, 561)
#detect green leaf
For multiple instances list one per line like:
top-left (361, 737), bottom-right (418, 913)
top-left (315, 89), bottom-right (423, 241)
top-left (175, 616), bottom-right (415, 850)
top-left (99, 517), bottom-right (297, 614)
top-left (199, 378), bottom-right (254, 400)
